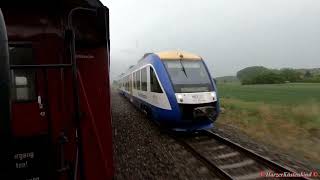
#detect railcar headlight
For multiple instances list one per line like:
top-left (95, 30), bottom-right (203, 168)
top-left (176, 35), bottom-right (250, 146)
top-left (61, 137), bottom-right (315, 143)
top-left (210, 92), bottom-right (217, 100)
top-left (177, 94), bottom-right (183, 102)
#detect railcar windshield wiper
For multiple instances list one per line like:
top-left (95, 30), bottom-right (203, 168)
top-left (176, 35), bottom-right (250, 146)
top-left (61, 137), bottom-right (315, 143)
top-left (163, 59), bottom-right (213, 93)
top-left (179, 58), bottom-right (188, 78)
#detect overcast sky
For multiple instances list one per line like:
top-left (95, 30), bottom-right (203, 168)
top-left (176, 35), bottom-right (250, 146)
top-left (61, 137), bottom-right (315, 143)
top-left (102, 0), bottom-right (320, 80)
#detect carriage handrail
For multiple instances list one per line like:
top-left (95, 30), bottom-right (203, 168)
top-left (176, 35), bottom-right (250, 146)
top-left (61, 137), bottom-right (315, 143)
top-left (10, 64), bottom-right (72, 69)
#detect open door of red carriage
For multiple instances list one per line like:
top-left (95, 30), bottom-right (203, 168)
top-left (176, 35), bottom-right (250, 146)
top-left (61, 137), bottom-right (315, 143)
top-left (0, 1), bottom-right (113, 179)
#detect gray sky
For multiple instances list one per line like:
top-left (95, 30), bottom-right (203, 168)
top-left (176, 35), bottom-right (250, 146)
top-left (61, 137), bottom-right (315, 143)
top-left (102, 0), bottom-right (320, 80)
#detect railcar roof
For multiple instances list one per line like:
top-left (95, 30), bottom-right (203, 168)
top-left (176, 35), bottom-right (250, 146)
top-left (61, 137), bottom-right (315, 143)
top-left (155, 50), bottom-right (202, 60)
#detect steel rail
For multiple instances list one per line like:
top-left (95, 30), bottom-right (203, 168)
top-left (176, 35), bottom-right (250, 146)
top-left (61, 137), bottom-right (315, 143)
top-left (171, 134), bottom-right (234, 180)
top-left (202, 129), bottom-right (312, 180)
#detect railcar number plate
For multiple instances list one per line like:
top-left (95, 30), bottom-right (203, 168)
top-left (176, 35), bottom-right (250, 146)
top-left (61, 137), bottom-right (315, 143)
top-left (192, 94), bottom-right (205, 102)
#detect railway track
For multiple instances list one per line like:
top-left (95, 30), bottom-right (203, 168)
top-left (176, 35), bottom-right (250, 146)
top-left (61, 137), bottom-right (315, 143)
top-left (171, 130), bottom-right (313, 180)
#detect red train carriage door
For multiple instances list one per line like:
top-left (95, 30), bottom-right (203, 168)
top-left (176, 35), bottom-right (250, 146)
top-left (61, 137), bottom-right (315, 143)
top-left (9, 43), bottom-right (51, 179)
top-left (10, 44), bottom-right (48, 136)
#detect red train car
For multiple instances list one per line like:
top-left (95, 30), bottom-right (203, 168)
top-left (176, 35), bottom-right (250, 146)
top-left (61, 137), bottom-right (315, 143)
top-left (0, 1), bottom-right (113, 179)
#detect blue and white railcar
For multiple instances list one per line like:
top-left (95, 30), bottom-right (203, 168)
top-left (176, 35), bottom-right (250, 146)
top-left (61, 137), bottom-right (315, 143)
top-left (117, 51), bottom-right (220, 131)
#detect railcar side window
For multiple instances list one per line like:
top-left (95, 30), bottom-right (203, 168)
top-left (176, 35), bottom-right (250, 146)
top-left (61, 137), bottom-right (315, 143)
top-left (127, 76), bottom-right (129, 90)
top-left (136, 70), bottom-right (141, 90)
top-left (133, 72), bottom-right (136, 89)
top-left (9, 46), bottom-right (36, 101)
top-left (129, 75), bottom-right (132, 92)
top-left (141, 68), bottom-right (147, 91)
top-left (150, 67), bottom-right (163, 93)
top-left (126, 76), bottom-right (129, 91)
top-left (134, 72), bottom-right (137, 89)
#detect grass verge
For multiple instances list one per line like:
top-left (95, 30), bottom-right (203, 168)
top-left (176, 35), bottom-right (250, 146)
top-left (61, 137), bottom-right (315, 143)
top-left (218, 97), bottom-right (320, 165)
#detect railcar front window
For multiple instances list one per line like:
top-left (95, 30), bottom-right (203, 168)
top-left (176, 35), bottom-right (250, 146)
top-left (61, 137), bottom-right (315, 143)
top-left (163, 60), bottom-right (213, 93)
top-left (150, 67), bottom-right (163, 93)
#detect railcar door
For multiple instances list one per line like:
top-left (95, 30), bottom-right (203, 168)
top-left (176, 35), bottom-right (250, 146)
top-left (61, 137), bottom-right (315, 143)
top-left (10, 43), bottom-right (49, 136)
top-left (9, 43), bottom-right (51, 179)
top-left (0, 9), bottom-right (50, 180)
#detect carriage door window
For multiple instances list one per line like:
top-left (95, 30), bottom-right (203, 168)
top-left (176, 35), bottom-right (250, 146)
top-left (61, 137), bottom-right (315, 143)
top-left (150, 67), bottom-right (163, 93)
top-left (141, 68), bottom-right (147, 91)
top-left (9, 46), bottom-right (36, 101)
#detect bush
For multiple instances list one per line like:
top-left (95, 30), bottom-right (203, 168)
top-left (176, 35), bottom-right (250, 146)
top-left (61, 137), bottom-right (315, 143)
top-left (300, 75), bottom-right (320, 83)
top-left (237, 66), bottom-right (319, 85)
top-left (241, 71), bottom-right (285, 85)
top-left (280, 68), bottom-right (302, 82)
top-left (237, 66), bottom-right (269, 82)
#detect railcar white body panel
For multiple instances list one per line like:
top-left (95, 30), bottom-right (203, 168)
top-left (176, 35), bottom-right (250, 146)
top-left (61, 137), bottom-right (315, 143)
top-left (132, 89), bottom-right (172, 110)
top-left (118, 63), bottom-right (172, 110)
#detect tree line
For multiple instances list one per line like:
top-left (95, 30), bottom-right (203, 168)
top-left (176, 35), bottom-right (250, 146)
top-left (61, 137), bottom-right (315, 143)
top-left (236, 66), bottom-right (320, 85)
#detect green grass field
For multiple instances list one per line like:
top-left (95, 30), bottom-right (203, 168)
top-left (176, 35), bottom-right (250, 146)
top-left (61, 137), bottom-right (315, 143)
top-left (216, 83), bottom-right (320, 165)
top-left (218, 83), bottom-right (320, 105)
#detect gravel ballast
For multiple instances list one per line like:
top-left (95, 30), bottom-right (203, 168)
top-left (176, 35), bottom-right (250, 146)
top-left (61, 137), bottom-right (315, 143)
top-left (111, 89), bottom-right (318, 179)
top-left (111, 90), bottom-right (218, 179)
